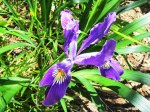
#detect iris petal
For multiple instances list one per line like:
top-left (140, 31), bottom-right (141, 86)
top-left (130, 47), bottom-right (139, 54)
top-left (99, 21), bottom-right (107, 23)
top-left (99, 66), bottom-right (120, 80)
top-left (98, 60), bottom-right (124, 80)
top-left (75, 39), bottom-right (116, 66)
top-left (61, 10), bottom-right (79, 57)
top-left (39, 59), bottom-right (72, 87)
top-left (78, 12), bottom-right (116, 54)
top-left (39, 59), bottom-right (73, 106)
top-left (110, 60), bottom-right (124, 76)
top-left (39, 65), bottom-right (56, 87)
top-left (42, 73), bottom-right (71, 106)
top-left (61, 10), bottom-right (73, 29)
top-left (69, 40), bottom-right (77, 60)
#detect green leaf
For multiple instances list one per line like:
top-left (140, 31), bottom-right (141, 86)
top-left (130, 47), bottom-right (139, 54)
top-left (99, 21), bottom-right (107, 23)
top-left (0, 16), bottom-right (7, 27)
top-left (121, 70), bottom-right (150, 86)
top-left (73, 69), bottom-right (150, 86)
top-left (71, 0), bottom-right (89, 3)
top-left (74, 75), bottom-right (105, 111)
top-left (113, 30), bottom-right (150, 49)
top-left (73, 69), bottom-right (150, 111)
top-left (80, 0), bottom-right (107, 31)
top-left (116, 45), bottom-right (150, 54)
top-left (60, 99), bottom-right (67, 112)
top-left (39, 0), bottom-right (52, 28)
top-left (95, 0), bottom-right (121, 24)
top-left (0, 42), bottom-right (35, 54)
top-left (110, 12), bottom-right (150, 40)
top-left (7, 30), bottom-right (35, 46)
top-left (116, 0), bottom-right (150, 14)
top-left (117, 32), bottom-right (150, 48)
top-left (2, 0), bottom-right (25, 30)
top-left (79, 0), bottom-right (107, 42)
top-left (0, 77), bottom-right (30, 111)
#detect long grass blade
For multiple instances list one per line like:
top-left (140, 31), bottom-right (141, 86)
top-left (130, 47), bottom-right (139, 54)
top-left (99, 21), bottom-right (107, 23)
top-left (0, 42), bottom-right (35, 54)
top-left (73, 69), bottom-right (150, 112)
top-left (74, 75), bottom-right (105, 111)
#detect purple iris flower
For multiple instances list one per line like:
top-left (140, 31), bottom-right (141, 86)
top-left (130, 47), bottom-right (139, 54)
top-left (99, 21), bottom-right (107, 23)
top-left (39, 10), bottom-right (123, 106)
top-left (39, 10), bottom-right (79, 106)
top-left (75, 39), bottom-right (124, 80)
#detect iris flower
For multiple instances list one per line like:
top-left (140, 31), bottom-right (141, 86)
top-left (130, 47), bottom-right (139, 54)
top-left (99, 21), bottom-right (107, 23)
top-left (39, 10), bottom-right (123, 106)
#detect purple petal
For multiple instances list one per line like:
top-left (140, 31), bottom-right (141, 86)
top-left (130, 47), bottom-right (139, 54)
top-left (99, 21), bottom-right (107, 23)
top-left (39, 64), bottom-right (56, 87)
top-left (98, 60), bottom-right (124, 81)
top-left (69, 40), bottom-right (77, 60)
top-left (78, 12), bottom-right (116, 54)
top-left (63, 28), bottom-right (78, 57)
top-left (110, 60), bottom-right (124, 76)
top-left (61, 10), bottom-right (73, 29)
top-left (57, 59), bottom-right (73, 73)
top-left (39, 59), bottom-right (73, 87)
top-left (75, 39), bottom-right (116, 66)
top-left (61, 10), bottom-right (79, 57)
top-left (42, 73), bottom-right (71, 106)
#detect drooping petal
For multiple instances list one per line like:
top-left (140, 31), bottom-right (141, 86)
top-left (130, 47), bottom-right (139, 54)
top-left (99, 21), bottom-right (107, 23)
top-left (110, 60), bottom-right (124, 76)
top-left (39, 59), bottom-right (73, 106)
top-left (42, 73), bottom-right (71, 106)
top-left (75, 39), bottom-right (116, 66)
top-left (78, 12), bottom-right (116, 54)
top-left (98, 60), bottom-right (124, 80)
top-left (39, 59), bottom-right (73, 87)
top-left (39, 65), bottom-right (56, 87)
top-left (99, 66), bottom-right (120, 80)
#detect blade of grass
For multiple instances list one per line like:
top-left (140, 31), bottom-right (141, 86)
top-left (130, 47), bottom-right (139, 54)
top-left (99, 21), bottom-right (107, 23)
top-left (116, 45), bottom-right (150, 54)
top-left (121, 70), bottom-right (150, 85)
top-left (116, 0), bottom-right (150, 14)
top-left (39, 0), bottom-right (52, 28)
top-left (73, 69), bottom-right (150, 112)
top-left (2, 0), bottom-right (25, 30)
top-left (95, 0), bottom-right (121, 24)
top-left (0, 42), bottom-right (35, 54)
top-left (71, 0), bottom-right (89, 4)
top-left (60, 99), bottom-right (67, 112)
top-left (0, 77), bottom-right (30, 112)
top-left (117, 32), bottom-right (150, 48)
top-left (79, 0), bottom-right (107, 43)
top-left (113, 30), bottom-right (150, 49)
top-left (74, 75), bottom-right (105, 111)
top-left (109, 12), bottom-right (150, 40)
top-left (6, 30), bottom-right (35, 46)
top-left (83, 0), bottom-right (107, 32)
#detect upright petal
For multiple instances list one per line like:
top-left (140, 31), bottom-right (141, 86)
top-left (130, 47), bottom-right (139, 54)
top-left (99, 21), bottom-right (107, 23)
top-left (78, 12), bottom-right (116, 54)
top-left (61, 10), bottom-right (73, 29)
top-left (75, 39), bottom-right (116, 66)
top-left (42, 73), bottom-right (71, 106)
top-left (61, 10), bottom-right (79, 57)
top-left (98, 60), bottom-right (124, 80)
top-left (69, 40), bottom-right (77, 61)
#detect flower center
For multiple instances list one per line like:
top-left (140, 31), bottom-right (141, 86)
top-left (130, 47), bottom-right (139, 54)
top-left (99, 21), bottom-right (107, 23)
top-left (53, 69), bottom-right (67, 84)
top-left (102, 62), bottom-right (111, 69)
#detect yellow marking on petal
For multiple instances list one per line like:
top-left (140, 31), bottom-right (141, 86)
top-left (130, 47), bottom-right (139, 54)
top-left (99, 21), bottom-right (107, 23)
top-left (103, 62), bottom-right (111, 69)
top-left (53, 69), bottom-right (67, 84)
